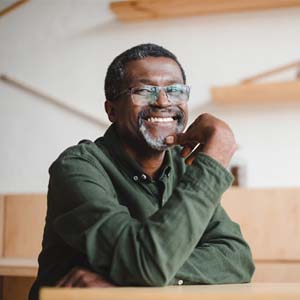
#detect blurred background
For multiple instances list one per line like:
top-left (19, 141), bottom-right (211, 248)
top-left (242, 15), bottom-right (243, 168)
top-left (1, 1), bottom-right (300, 299)
top-left (1, 0), bottom-right (300, 193)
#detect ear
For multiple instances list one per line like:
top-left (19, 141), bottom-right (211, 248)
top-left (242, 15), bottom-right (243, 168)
top-left (105, 100), bottom-right (117, 123)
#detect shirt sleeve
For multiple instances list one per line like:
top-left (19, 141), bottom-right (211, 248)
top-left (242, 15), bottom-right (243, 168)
top-left (171, 204), bottom-right (255, 285)
top-left (50, 151), bottom-right (235, 286)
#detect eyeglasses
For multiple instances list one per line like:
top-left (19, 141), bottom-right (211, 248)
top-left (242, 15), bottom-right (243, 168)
top-left (118, 84), bottom-right (190, 106)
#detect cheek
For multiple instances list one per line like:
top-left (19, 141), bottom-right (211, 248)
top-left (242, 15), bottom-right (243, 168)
top-left (123, 106), bottom-right (143, 129)
top-left (179, 104), bottom-right (188, 126)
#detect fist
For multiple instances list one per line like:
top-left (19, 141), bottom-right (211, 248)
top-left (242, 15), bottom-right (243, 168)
top-left (166, 113), bottom-right (237, 168)
top-left (56, 267), bottom-right (115, 288)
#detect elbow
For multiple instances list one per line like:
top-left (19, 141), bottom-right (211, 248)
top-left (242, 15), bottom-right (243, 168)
top-left (137, 265), bottom-right (171, 287)
top-left (243, 257), bottom-right (255, 283)
top-left (109, 259), bottom-right (171, 287)
top-left (235, 249), bottom-right (256, 283)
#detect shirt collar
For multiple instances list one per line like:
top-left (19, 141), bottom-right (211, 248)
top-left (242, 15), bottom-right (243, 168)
top-left (100, 124), bottom-right (172, 182)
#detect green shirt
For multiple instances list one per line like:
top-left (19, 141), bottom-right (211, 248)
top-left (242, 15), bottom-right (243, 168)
top-left (29, 124), bottom-right (254, 300)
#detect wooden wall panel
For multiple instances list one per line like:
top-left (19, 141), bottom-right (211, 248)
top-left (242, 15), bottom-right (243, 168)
top-left (3, 194), bottom-right (47, 258)
top-left (222, 188), bottom-right (300, 260)
top-left (253, 262), bottom-right (300, 283)
top-left (2, 276), bottom-right (35, 300)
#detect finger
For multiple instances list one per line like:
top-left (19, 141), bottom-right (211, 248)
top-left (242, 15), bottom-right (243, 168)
top-left (165, 133), bottom-right (189, 146)
top-left (185, 144), bottom-right (203, 166)
top-left (56, 268), bottom-right (83, 287)
top-left (56, 270), bottom-right (76, 287)
top-left (165, 135), bottom-right (175, 145)
top-left (180, 143), bottom-right (197, 158)
top-left (93, 279), bottom-right (115, 287)
top-left (180, 146), bottom-right (192, 158)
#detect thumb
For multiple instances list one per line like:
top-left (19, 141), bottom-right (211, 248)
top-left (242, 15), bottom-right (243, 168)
top-left (165, 133), bottom-right (187, 145)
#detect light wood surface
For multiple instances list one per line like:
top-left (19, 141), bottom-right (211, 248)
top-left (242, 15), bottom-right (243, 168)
top-left (3, 194), bottom-right (46, 258)
top-left (0, 258), bottom-right (37, 277)
top-left (222, 187), bottom-right (300, 260)
top-left (110, 0), bottom-right (300, 21)
top-left (40, 283), bottom-right (300, 300)
top-left (211, 80), bottom-right (300, 104)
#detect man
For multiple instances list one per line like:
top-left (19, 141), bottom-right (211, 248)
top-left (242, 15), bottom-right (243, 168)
top-left (29, 43), bottom-right (254, 299)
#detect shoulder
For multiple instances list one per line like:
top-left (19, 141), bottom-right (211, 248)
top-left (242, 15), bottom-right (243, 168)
top-left (49, 138), bottom-right (107, 176)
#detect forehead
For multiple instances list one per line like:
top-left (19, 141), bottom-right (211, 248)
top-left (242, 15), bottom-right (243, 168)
top-left (123, 56), bottom-right (184, 85)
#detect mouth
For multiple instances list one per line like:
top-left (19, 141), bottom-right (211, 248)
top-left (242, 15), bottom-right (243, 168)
top-left (144, 116), bottom-right (177, 123)
top-left (138, 108), bottom-right (184, 130)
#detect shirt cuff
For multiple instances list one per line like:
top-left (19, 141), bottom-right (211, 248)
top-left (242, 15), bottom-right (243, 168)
top-left (183, 152), bottom-right (234, 200)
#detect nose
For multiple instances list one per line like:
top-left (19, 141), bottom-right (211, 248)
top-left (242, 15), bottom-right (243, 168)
top-left (153, 90), bottom-right (171, 107)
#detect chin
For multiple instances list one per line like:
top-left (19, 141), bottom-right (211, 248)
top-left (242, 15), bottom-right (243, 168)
top-left (141, 127), bottom-right (169, 152)
top-left (139, 122), bottom-right (183, 152)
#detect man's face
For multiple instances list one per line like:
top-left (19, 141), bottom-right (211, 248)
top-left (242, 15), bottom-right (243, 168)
top-left (108, 56), bottom-right (188, 151)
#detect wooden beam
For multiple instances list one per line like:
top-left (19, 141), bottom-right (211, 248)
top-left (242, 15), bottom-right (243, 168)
top-left (110, 0), bottom-right (300, 21)
top-left (0, 74), bottom-right (108, 128)
top-left (241, 61), bottom-right (300, 84)
top-left (211, 80), bottom-right (300, 104)
top-left (0, 0), bottom-right (29, 18)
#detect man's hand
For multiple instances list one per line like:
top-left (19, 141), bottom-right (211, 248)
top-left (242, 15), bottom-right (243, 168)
top-left (166, 113), bottom-right (237, 168)
top-left (56, 267), bottom-right (115, 288)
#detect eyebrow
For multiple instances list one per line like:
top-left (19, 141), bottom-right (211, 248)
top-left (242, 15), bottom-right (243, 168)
top-left (136, 78), bottom-right (183, 85)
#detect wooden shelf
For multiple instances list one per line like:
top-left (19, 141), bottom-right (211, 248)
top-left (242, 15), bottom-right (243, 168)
top-left (110, 0), bottom-right (300, 22)
top-left (0, 258), bottom-right (38, 277)
top-left (211, 80), bottom-right (300, 104)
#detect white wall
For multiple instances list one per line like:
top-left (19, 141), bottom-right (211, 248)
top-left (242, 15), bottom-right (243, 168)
top-left (1, 0), bottom-right (300, 193)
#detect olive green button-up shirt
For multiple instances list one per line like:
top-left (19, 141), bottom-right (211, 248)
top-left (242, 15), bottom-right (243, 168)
top-left (29, 124), bottom-right (254, 300)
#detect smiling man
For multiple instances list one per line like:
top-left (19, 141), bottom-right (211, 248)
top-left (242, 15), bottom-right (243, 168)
top-left (29, 44), bottom-right (254, 299)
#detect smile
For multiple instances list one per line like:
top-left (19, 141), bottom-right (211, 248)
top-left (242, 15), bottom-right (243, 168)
top-left (146, 117), bottom-right (175, 123)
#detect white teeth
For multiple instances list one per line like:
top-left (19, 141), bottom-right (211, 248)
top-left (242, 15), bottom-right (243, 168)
top-left (147, 117), bottom-right (174, 123)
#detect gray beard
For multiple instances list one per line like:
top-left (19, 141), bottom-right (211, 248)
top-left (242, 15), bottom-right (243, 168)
top-left (139, 120), bottom-right (185, 151)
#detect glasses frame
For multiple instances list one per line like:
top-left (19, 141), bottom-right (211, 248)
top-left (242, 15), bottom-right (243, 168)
top-left (117, 84), bottom-right (191, 106)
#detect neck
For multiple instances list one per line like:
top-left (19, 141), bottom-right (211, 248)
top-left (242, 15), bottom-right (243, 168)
top-left (123, 141), bottom-right (166, 179)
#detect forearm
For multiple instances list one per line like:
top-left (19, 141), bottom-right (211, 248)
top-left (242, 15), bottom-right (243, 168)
top-left (171, 205), bottom-right (255, 285)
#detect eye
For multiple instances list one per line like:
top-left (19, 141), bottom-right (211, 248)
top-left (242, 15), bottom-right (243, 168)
top-left (134, 88), bottom-right (152, 96)
top-left (167, 85), bottom-right (184, 95)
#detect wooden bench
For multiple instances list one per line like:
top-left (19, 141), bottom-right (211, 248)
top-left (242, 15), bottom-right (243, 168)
top-left (0, 188), bottom-right (300, 300)
top-left (0, 194), bottom-right (46, 300)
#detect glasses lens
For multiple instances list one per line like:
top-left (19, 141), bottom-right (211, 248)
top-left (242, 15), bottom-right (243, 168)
top-left (131, 87), bottom-right (157, 105)
top-left (166, 84), bottom-right (190, 103)
top-left (130, 85), bottom-right (189, 105)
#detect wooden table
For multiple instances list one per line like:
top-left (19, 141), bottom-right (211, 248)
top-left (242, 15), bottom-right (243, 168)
top-left (40, 283), bottom-right (300, 300)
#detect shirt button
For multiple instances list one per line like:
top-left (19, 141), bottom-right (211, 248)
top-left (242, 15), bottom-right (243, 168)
top-left (141, 174), bottom-right (147, 180)
top-left (177, 279), bottom-right (183, 285)
top-left (133, 176), bottom-right (139, 181)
